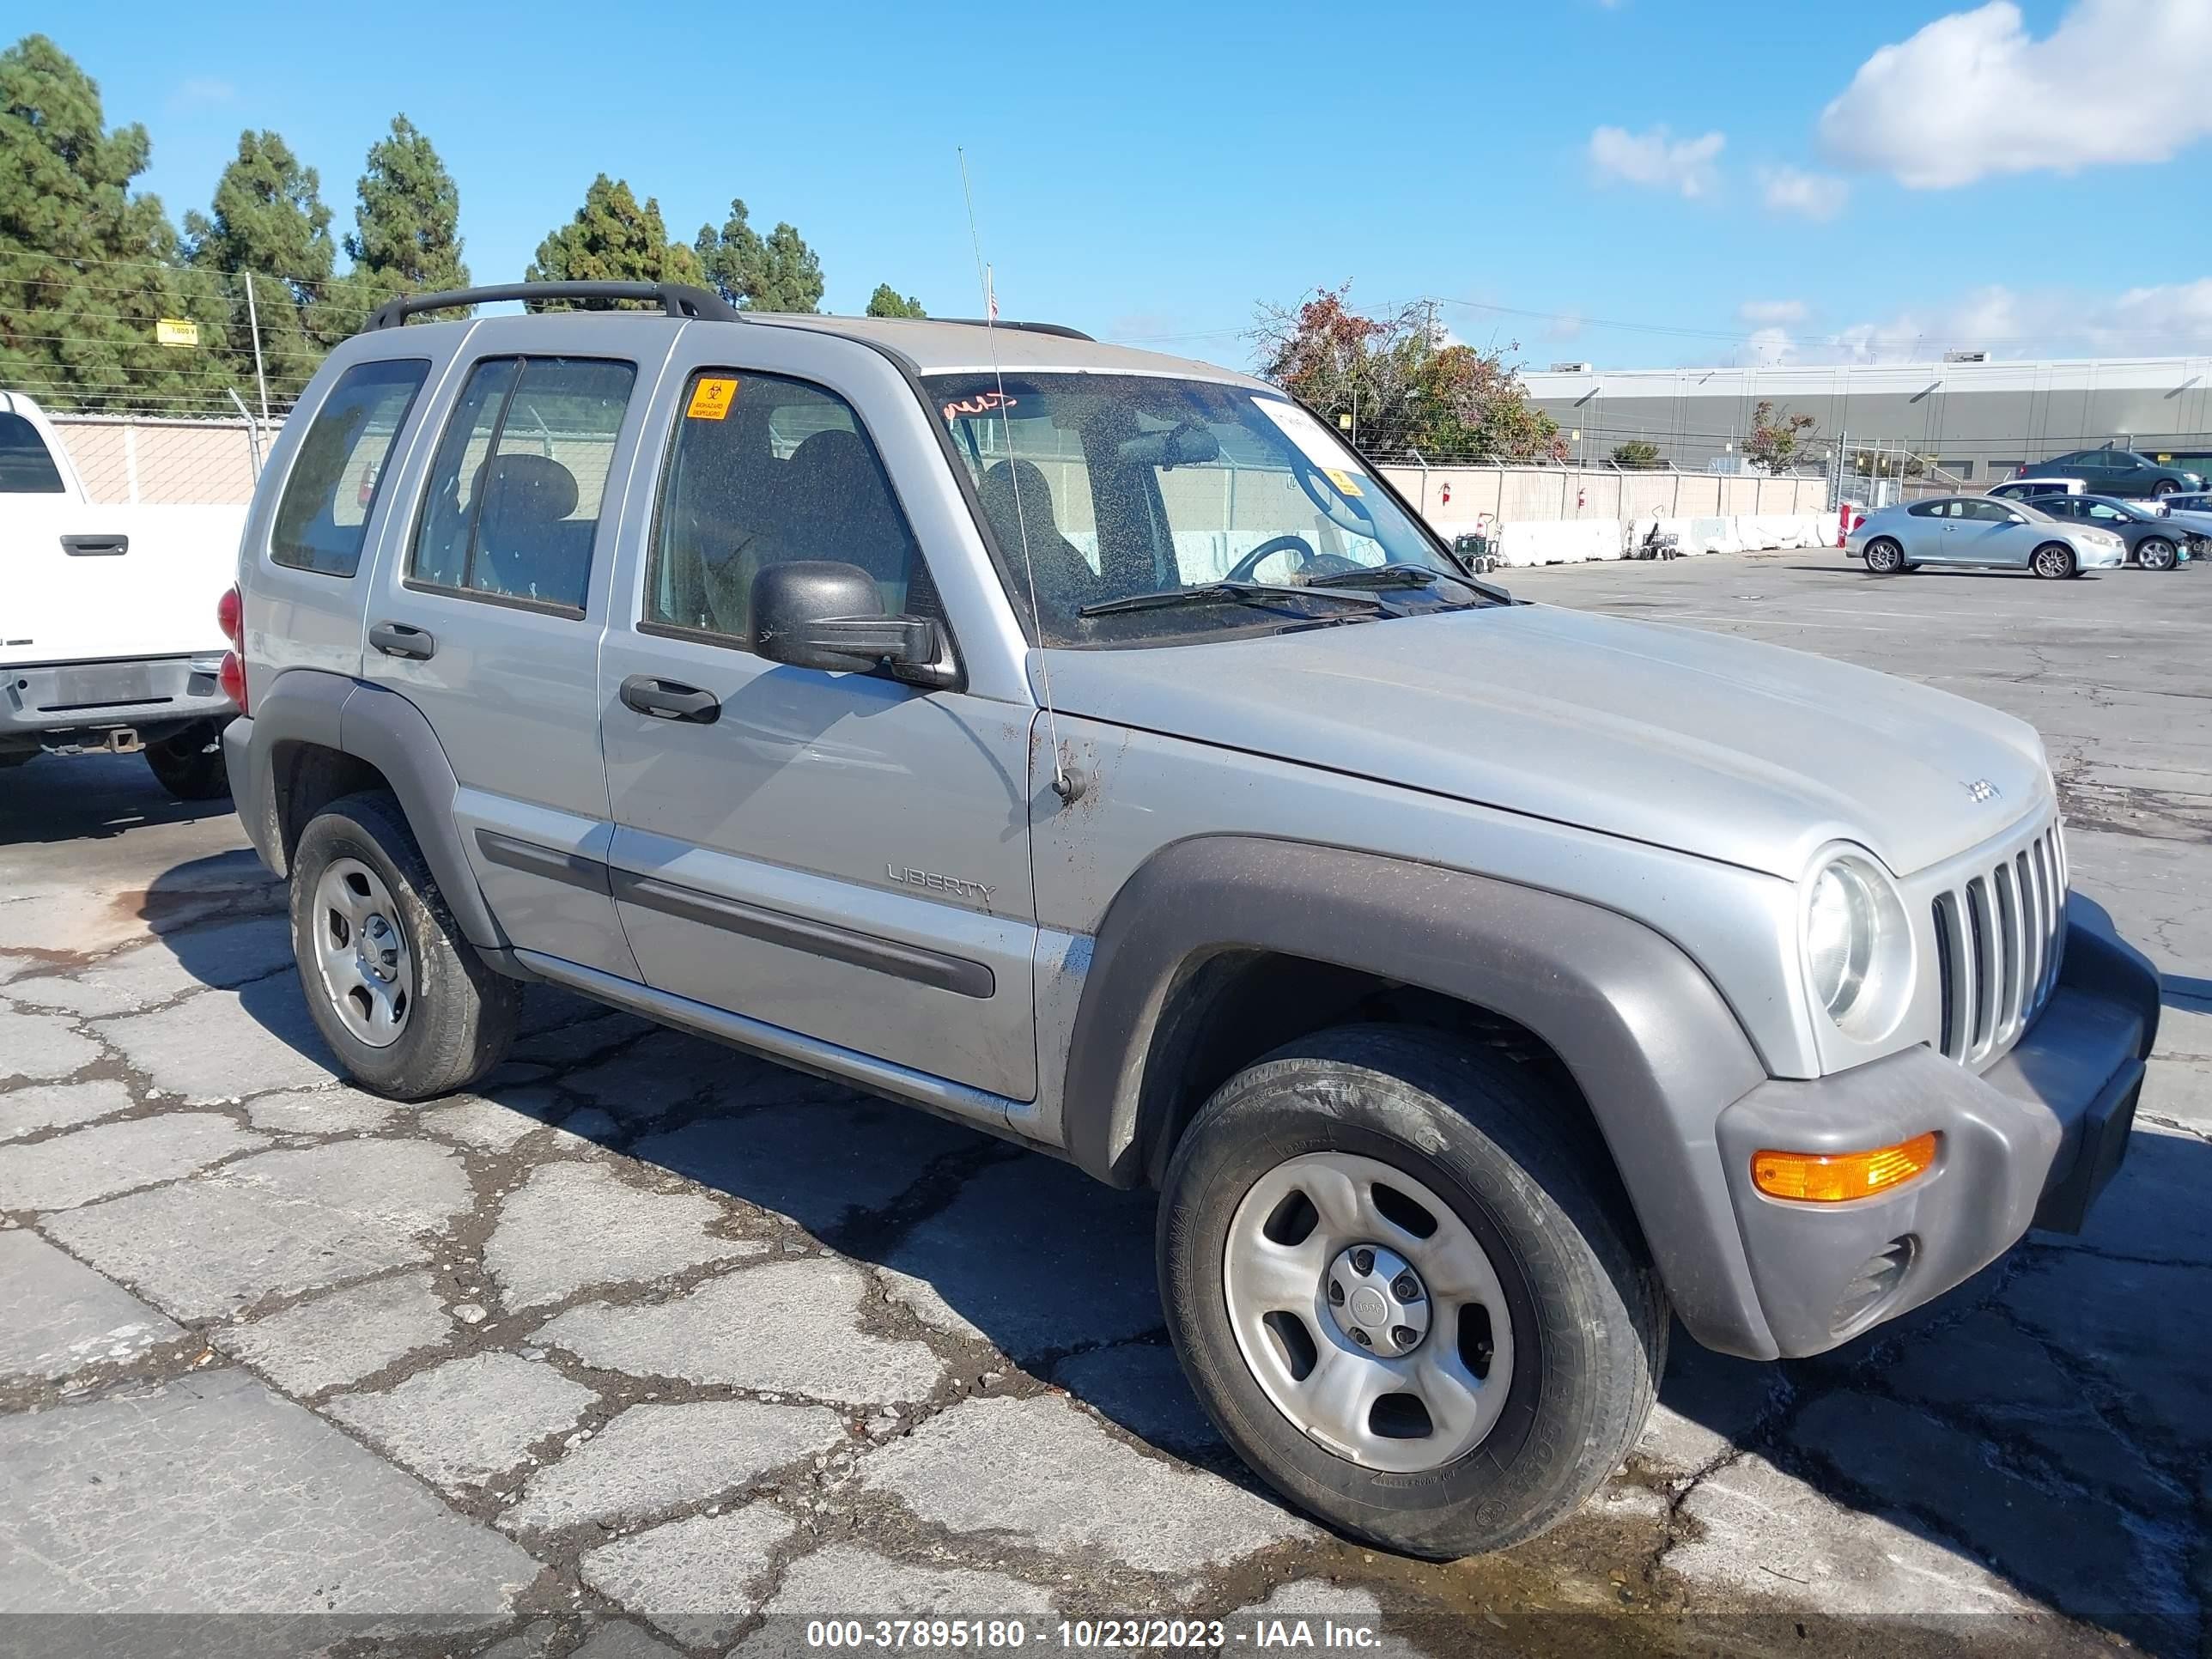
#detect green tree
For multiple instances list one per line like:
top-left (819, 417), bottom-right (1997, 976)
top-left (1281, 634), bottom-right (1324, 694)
top-left (865, 283), bottom-right (925, 319)
top-left (1611, 439), bottom-right (1661, 468)
top-left (1743, 398), bottom-right (1818, 473)
top-left (0, 34), bottom-right (236, 413)
top-left (185, 130), bottom-right (341, 402)
top-left (695, 198), bottom-right (823, 313)
top-left (346, 115), bottom-right (467, 295)
top-left (528, 174), bottom-right (702, 304)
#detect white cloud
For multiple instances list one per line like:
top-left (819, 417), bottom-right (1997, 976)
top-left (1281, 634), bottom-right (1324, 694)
top-left (1745, 327), bottom-right (1795, 367)
top-left (1758, 166), bottom-right (1849, 220)
top-left (1742, 280), bottom-right (2212, 364)
top-left (1819, 0), bottom-right (2212, 188)
top-left (1588, 125), bottom-right (1726, 198)
top-left (1738, 299), bottom-right (1808, 326)
top-left (1548, 310), bottom-right (1588, 343)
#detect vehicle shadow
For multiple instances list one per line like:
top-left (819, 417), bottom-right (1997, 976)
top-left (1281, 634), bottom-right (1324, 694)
top-left (133, 852), bottom-right (2207, 1651)
top-left (0, 750), bottom-right (240, 847)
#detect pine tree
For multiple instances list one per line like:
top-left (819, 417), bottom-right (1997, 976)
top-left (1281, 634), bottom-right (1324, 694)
top-left (185, 130), bottom-right (340, 404)
top-left (695, 198), bottom-right (823, 313)
top-left (0, 33), bottom-right (237, 413)
top-left (865, 283), bottom-right (925, 319)
top-left (528, 174), bottom-right (703, 304)
top-left (346, 115), bottom-right (468, 296)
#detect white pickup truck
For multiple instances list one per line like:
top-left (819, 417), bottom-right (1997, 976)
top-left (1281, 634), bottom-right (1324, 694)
top-left (2, 392), bottom-right (246, 797)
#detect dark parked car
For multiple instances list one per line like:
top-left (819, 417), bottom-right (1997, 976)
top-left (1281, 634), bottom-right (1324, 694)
top-left (1987, 478), bottom-right (2083, 503)
top-left (2033, 493), bottom-right (2202, 570)
top-left (2021, 448), bottom-right (2203, 499)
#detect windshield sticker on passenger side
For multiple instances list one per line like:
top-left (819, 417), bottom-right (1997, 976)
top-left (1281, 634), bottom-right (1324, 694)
top-left (1324, 467), bottom-right (1364, 497)
top-left (686, 376), bottom-right (739, 420)
top-left (1253, 397), bottom-right (1356, 471)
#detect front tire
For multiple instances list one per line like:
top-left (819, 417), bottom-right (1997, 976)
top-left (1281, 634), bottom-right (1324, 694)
top-left (289, 790), bottom-right (520, 1099)
top-left (1863, 538), bottom-right (1905, 574)
top-left (1158, 1026), bottom-right (1668, 1559)
top-left (2033, 543), bottom-right (2076, 580)
top-left (143, 720), bottom-right (231, 799)
top-left (2138, 537), bottom-right (2179, 571)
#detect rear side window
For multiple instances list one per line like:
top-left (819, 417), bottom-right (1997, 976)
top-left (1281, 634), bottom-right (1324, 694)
top-left (270, 360), bottom-right (429, 575)
top-left (644, 368), bottom-right (925, 646)
top-left (410, 356), bottom-right (635, 614)
top-left (0, 412), bottom-right (66, 493)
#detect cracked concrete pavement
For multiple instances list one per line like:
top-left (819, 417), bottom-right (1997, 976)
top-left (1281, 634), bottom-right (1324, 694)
top-left (2, 551), bottom-right (2208, 1657)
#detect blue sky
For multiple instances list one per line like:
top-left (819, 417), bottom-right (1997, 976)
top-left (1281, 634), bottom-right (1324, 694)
top-left (49, 0), bottom-right (2212, 369)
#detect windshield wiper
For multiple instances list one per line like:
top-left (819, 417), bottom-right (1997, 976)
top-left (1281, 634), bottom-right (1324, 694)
top-left (1077, 581), bottom-right (1385, 619)
top-left (1303, 562), bottom-right (1492, 602)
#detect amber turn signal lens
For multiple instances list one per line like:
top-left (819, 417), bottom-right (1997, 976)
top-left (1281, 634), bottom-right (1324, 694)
top-left (1751, 1133), bottom-right (1938, 1203)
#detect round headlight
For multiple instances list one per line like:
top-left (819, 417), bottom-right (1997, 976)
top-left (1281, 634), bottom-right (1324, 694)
top-left (1800, 850), bottom-right (1911, 1040)
top-left (1806, 860), bottom-right (1879, 1019)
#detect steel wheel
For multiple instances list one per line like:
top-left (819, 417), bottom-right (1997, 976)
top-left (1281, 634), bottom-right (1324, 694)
top-left (2033, 544), bottom-right (2075, 580)
top-left (1224, 1151), bottom-right (1516, 1474)
top-left (309, 857), bottom-right (413, 1048)
top-left (2139, 538), bottom-right (2177, 571)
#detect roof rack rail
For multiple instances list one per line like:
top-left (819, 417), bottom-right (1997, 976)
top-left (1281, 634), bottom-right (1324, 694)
top-left (935, 318), bottom-right (1095, 342)
top-left (363, 282), bottom-right (742, 331)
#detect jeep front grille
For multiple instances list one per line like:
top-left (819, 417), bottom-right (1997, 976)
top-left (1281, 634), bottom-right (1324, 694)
top-left (1930, 818), bottom-right (2066, 1067)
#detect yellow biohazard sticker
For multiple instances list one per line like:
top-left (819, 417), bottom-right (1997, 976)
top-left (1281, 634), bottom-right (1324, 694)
top-left (1323, 467), bottom-right (1365, 497)
top-left (686, 376), bottom-right (738, 420)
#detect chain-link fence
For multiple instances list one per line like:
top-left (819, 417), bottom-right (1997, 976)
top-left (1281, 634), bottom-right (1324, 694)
top-left (47, 413), bottom-right (266, 505)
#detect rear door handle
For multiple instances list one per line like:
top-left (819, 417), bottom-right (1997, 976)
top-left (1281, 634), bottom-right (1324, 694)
top-left (620, 674), bottom-right (720, 724)
top-left (61, 533), bottom-right (128, 556)
top-left (368, 621), bottom-right (437, 660)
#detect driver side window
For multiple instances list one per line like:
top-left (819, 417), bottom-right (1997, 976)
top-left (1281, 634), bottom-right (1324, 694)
top-left (644, 368), bottom-right (928, 648)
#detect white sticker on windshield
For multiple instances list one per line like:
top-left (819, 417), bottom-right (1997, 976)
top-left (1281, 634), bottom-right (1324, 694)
top-left (1253, 398), bottom-right (1358, 471)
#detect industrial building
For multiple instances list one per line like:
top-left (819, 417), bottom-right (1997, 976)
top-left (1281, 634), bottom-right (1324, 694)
top-left (1522, 355), bottom-right (2212, 482)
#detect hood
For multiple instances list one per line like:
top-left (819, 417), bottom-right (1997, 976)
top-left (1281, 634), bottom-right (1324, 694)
top-left (1042, 604), bottom-right (2051, 880)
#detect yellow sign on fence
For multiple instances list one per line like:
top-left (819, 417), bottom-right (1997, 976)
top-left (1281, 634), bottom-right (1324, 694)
top-left (155, 318), bottom-right (200, 348)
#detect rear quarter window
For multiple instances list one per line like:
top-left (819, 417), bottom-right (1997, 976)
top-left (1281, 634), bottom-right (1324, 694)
top-left (0, 411), bottom-right (67, 493)
top-left (270, 359), bottom-right (431, 576)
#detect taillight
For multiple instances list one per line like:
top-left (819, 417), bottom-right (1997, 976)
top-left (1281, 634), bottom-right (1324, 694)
top-left (218, 585), bottom-right (248, 714)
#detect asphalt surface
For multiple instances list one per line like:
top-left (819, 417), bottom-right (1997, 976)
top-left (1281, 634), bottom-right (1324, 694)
top-left (2, 546), bottom-right (2207, 1658)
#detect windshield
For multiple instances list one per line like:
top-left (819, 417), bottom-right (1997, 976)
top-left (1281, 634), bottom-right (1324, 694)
top-left (926, 372), bottom-right (1478, 647)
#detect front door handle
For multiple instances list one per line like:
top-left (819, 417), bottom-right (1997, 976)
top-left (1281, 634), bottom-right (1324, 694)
top-left (369, 621), bottom-right (437, 660)
top-left (620, 674), bottom-right (720, 724)
top-left (61, 533), bottom-right (128, 556)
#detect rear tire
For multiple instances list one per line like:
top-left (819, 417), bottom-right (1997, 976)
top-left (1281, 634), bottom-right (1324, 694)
top-left (289, 790), bottom-right (520, 1099)
top-left (1863, 538), bottom-right (1905, 575)
top-left (2138, 538), bottom-right (2178, 572)
top-left (2032, 543), bottom-right (2076, 580)
top-left (1158, 1025), bottom-right (1668, 1559)
top-left (143, 720), bottom-right (231, 800)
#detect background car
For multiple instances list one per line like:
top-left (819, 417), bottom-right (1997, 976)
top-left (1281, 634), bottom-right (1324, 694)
top-left (2021, 447), bottom-right (2203, 498)
top-left (2032, 493), bottom-right (2201, 570)
top-left (1845, 495), bottom-right (2126, 577)
top-left (1988, 477), bottom-right (2087, 502)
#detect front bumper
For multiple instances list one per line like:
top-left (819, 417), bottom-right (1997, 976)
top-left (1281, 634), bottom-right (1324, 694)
top-left (2, 654), bottom-right (232, 746)
top-left (1709, 910), bottom-right (2159, 1358)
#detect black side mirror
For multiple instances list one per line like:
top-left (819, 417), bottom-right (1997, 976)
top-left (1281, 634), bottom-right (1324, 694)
top-left (749, 561), bottom-right (952, 688)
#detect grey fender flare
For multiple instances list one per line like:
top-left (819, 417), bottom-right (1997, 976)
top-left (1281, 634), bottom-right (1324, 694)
top-left (236, 669), bottom-right (508, 951)
top-left (1058, 836), bottom-right (1782, 1358)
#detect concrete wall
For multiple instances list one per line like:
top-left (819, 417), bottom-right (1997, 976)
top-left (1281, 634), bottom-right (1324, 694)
top-left (1379, 464), bottom-right (1829, 541)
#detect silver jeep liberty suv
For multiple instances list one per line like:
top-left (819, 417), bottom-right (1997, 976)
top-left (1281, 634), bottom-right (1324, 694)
top-left (222, 281), bottom-right (2160, 1559)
